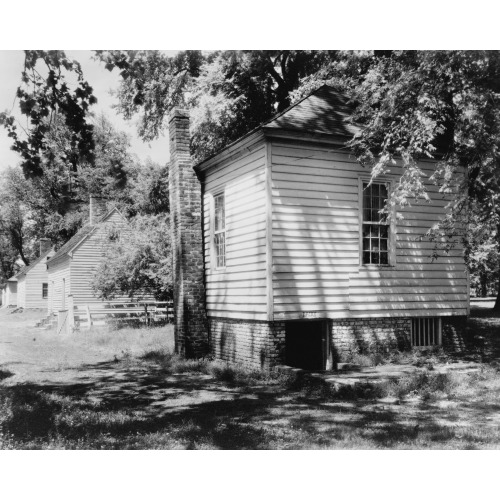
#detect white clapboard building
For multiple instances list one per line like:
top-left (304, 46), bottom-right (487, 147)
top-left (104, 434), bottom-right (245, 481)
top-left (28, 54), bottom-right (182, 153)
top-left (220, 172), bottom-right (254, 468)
top-left (168, 85), bottom-right (469, 369)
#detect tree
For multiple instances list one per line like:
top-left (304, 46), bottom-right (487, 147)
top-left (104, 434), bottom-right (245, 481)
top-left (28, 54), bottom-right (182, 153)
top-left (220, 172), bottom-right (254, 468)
top-left (119, 158), bottom-right (169, 217)
top-left (352, 51), bottom-right (500, 308)
top-left (0, 50), bottom-right (97, 179)
top-left (293, 50), bottom-right (500, 308)
top-left (95, 50), bottom-right (339, 161)
top-left (91, 214), bottom-right (172, 301)
top-left (0, 51), bottom-right (173, 290)
top-left (0, 113), bottom-right (138, 258)
top-left (0, 234), bottom-right (19, 284)
top-left (0, 171), bottom-right (34, 266)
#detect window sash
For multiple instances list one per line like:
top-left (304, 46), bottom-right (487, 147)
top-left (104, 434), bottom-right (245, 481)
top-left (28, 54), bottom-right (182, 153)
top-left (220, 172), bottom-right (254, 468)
top-left (214, 193), bottom-right (226, 268)
top-left (42, 283), bottom-right (48, 299)
top-left (362, 182), bottom-right (390, 265)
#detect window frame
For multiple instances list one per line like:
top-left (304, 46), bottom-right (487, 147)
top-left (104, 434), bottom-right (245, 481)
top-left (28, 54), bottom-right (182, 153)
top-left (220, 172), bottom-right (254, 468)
top-left (42, 282), bottom-right (48, 299)
top-left (358, 177), bottom-right (396, 268)
top-left (212, 190), bottom-right (226, 271)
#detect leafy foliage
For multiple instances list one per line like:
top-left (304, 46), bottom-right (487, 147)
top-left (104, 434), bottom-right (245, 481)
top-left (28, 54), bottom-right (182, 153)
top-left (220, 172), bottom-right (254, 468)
top-left (294, 50), bottom-right (500, 305)
top-left (0, 171), bottom-right (35, 267)
top-left (0, 50), bottom-right (97, 178)
top-left (91, 215), bottom-right (172, 301)
top-left (96, 50), bottom-right (339, 161)
top-left (0, 114), bottom-right (142, 265)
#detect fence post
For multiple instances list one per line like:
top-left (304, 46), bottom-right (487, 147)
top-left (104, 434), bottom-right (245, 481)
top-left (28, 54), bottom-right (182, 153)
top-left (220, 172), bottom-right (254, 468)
top-left (86, 304), bottom-right (92, 327)
top-left (67, 294), bottom-right (75, 332)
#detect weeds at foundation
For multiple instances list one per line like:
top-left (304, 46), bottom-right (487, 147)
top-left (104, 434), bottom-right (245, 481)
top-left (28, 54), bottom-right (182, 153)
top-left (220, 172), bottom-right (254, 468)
top-left (342, 347), bottom-right (454, 368)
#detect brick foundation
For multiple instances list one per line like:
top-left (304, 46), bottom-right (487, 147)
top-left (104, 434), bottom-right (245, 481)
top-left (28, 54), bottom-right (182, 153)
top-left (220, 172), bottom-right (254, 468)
top-left (209, 318), bottom-right (286, 369)
top-left (330, 317), bottom-right (412, 362)
top-left (209, 315), bottom-right (470, 369)
top-left (442, 316), bottom-right (469, 352)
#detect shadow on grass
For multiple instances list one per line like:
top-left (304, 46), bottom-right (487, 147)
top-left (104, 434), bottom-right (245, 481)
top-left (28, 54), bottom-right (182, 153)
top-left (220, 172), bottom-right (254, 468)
top-left (2, 356), bottom-right (500, 450)
top-left (0, 369), bottom-right (13, 381)
top-left (1, 309), bottom-right (499, 449)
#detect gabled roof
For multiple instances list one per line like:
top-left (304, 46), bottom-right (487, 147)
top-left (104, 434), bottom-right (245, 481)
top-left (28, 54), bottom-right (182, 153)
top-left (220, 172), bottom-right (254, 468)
top-left (49, 225), bottom-right (94, 264)
top-left (48, 207), bottom-right (126, 267)
top-left (263, 85), bottom-right (359, 138)
top-left (16, 247), bottom-right (55, 279)
top-left (195, 85), bottom-right (360, 172)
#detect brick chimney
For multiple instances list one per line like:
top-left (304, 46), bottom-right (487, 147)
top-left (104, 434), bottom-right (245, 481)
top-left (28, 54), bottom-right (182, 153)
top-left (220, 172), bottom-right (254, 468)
top-left (89, 196), bottom-right (107, 225)
top-left (39, 238), bottom-right (52, 256)
top-left (168, 108), bottom-right (208, 358)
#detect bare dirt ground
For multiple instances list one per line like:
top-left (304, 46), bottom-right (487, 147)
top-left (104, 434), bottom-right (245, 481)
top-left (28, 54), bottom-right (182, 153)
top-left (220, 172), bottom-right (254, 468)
top-left (1, 302), bottom-right (500, 449)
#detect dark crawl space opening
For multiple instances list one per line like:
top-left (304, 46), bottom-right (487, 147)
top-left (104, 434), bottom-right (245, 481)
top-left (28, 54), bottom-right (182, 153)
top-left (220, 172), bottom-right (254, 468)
top-left (285, 320), bottom-right (328, 370)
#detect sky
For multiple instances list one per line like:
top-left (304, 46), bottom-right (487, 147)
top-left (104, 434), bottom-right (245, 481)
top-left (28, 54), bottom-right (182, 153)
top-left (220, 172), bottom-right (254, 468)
top-left (0, 50), bottom-right (174, 172)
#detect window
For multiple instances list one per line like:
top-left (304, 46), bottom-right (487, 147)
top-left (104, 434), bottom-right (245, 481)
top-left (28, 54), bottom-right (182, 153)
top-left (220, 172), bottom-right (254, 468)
top-left (362, 182), bottom-right (390, 265)
top-left (42, 283), bottom-right (48, 299)
top-left (214, 192), bottom-right (226, 268)
top-left (412, 318), bottom-right (442, 347)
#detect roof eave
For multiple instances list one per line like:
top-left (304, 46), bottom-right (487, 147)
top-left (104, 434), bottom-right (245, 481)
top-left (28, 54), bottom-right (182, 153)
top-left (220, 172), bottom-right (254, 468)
top-left (262, 127), bottom-right (354, 149)
top-left (194, 129), bottom-right (266, 176)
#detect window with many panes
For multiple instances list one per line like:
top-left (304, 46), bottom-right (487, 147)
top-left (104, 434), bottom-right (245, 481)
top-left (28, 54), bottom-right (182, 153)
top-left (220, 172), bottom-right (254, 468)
top-left (214, 192), bottom-right (226, 268)
top-left (362, 182), bottom-right (390, 265)
top-left (42, 283), bottom-right (48, 299)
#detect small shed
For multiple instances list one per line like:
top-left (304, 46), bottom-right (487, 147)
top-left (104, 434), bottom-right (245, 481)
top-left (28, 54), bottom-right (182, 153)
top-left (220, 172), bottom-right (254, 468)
top-left (16, 239), bottom-right (55, 309)
top-left (167, 85), bottom-right (469, 369)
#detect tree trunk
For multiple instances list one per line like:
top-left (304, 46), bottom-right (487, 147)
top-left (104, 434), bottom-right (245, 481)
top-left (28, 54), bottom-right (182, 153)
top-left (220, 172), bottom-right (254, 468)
top-left (494, 273), bottom-right (500, 311)
top-left (494, 225), bottom-right (500, 311)
top-left (480, 270), bottom-right (488, 297)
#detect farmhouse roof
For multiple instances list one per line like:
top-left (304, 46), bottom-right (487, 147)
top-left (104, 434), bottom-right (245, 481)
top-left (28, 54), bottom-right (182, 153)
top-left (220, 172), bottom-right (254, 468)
top-left (195, 85), bottom-right (360, 171)
top-left (263, 84), bottom-right (359, 138)
top-left (48, 207), bottom-right (125, 266)
top-left (16, 247), bottom-right (54, 278)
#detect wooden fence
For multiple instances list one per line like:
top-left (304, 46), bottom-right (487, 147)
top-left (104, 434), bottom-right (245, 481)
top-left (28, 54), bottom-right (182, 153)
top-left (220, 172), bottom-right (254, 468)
top-left (66, 300), bottom-right (174, 331)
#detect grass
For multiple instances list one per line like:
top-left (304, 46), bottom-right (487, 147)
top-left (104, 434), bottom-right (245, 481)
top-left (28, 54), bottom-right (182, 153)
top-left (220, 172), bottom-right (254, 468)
top-left (1, 304), bottom-right (500, 449)
top-left (2, 353), bottom-right (500, 449)
top-left (74, 324), bottom-right (176, 359)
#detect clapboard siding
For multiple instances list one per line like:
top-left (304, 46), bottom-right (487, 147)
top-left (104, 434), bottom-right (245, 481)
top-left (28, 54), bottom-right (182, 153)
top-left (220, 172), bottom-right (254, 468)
top-left (70, 211), bottom-right (134, 308)
top-left (20, 251), bottom-right (54, 309)
top-left (17, 278), bottom-right (26, 308)
top-left (48, 209), bottom-right (153, 313)
top-left (48, 256), bottom-right (70, 313)
top-left (203, 138), bottom-right (268, 320)
top-left (271, 140), bottom-right (468, 320)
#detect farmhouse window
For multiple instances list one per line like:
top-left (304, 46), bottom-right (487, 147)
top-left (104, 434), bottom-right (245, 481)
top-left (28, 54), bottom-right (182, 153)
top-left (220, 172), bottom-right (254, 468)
top-left (411, 317), bottom-right (442, 347)
top-left (42, 283), bottom-right (48, 299)
top-left (362, 182), bottom-right (390, 265)
top-left (214, 192), bottom-right (226, 268)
